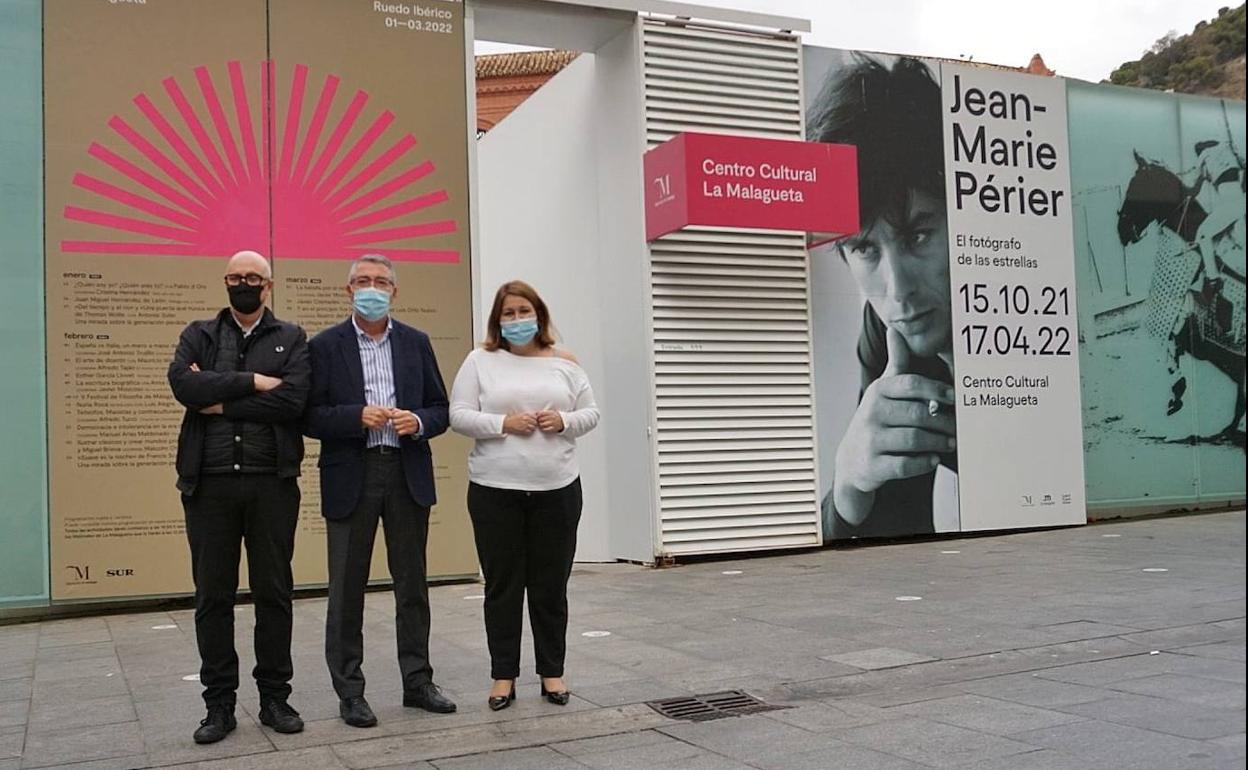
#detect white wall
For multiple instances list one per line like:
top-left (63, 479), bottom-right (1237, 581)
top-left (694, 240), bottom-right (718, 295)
top-left (475, 21), bottom-right (654, 562)
top-left (592, 22), bottom-right (655, 564)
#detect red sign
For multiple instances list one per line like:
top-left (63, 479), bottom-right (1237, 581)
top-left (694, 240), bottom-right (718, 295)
top-left (643, 132), bottom-right (858, 241)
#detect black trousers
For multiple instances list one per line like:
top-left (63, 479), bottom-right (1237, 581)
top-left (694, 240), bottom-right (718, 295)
top-left (325, 451), bottom-right (433, 699)
top-left (182, 474), bottom-right (300, 708)
top-left (467, 478), bottom-right (582, 680)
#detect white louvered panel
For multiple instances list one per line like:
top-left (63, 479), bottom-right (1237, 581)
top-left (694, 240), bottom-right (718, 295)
top-left (643, 18), bottom-right (817, 557)
top-left (643, 20), bottom-right (803, 148)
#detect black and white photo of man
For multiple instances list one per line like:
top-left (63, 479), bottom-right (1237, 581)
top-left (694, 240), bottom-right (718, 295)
top-left (807, 53), bottom-right (959, 539)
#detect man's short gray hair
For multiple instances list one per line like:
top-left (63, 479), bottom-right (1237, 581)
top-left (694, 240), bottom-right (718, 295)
top-left (347, 253), bottom-right (396, 284)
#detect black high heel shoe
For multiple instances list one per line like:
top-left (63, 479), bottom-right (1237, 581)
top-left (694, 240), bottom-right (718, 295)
top-left (488, 682), bottom-right (516, 712)
top-left (540, 681), bottom-right (570, 706)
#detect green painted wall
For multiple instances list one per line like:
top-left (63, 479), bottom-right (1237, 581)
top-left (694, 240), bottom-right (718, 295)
top-left (0, 0), bottom-right (49, 608)
top-left (1069, 80), bottom-right (1246, 510)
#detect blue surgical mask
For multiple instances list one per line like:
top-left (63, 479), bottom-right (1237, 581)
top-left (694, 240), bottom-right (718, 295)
top-left (500, 318), bottom-right (539, 346)
top-left (353, 287), bottom-right (391, 322)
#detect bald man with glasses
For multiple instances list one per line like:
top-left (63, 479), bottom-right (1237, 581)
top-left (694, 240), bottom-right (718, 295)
top-left (168, 250), bottom-right (311, 744)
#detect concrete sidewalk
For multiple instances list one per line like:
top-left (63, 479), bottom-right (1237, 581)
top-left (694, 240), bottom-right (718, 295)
top-left (1, 511), bottom-right (1244, 769)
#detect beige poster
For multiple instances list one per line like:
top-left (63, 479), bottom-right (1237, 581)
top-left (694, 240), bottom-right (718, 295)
top-left (268, 0), bottom-right (478, 584)
top-left (44, 0), bottom-right (476, 601)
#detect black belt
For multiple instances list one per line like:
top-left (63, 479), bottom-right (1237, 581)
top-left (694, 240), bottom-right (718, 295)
top-left (365, 445), bottom-right (401, 455)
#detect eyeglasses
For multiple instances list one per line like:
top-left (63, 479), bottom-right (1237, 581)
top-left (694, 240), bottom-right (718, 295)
top-left (224, 273), bottom-right (268, 287)
top-left (350, 276), bottom-right (395, 290)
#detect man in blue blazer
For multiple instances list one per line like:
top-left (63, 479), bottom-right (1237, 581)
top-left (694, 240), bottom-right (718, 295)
top-left (305, 253), bottom-right (457, 728)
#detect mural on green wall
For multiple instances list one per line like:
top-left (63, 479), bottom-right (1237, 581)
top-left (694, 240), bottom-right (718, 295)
top-left (1069, 82), bottom-right (1244, 506)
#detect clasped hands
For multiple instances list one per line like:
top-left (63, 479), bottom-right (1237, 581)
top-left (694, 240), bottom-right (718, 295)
top-left (503, 410), bottom-right (564, 435)
top-left (361, 405), bottom-right (422, 436)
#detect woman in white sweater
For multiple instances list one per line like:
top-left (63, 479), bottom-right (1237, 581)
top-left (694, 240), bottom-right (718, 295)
top-left (448, 280), bottom-right (599, 711)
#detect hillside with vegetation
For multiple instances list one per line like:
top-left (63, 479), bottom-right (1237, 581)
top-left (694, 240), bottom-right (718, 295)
top-left (1108, 4), bottom-right (1245, 99)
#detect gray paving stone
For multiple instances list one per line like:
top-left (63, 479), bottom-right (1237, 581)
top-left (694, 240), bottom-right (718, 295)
top-left (762, 700), bottom-right (899, 732)
top-left (1212, 618), bottom-right (1245, 634)
top-left (1116, 622), bottom-right (1244, 651)
top-left (0, 701), bottom-right (26, 730)
top-left (955, 672), bottom-right (1114, 708)
top-left (953, 747), bottom-right (1162, 770)
top-left (1210, 731), bottom-right (1246, 759)
top-left (642, 753), bottom-right (756, 770)
top-left (0, 660), bottom-right (33, 683)
top-left (495, 704), bottom-right (669, 745)
top-left (548, 729), bottom-right (672, 757)
top-left (786, 637), bottom-right (1146, 702)
top-left (430, 746), bottom-right (585, 770)
top-left (948, 748), bottom-right (1088, 763)
top-left (889, 693), bottom-right (1086, 735)
top-left (0, 731), bottom-right (20, 761)
top-left (37, 625), bottom-right (113, 649)
top-left (821, 647), bottom-right (937, 670)
top-left (1013, 718), bottom-right (1243, 768)
top-left (18, 720), bottom-right (145, 768)
top-left (0, 679), bottom-right (30, 705)
top-left (1036, 651), bottom-right (1245, 687)
top-left (0, 646), bottom-right (36, 671)
top-left (1057, 693), bottom-right (1245, 740)
top-left (32, 654), bottom-right (123, 683)
top-left (854, 684), bottom-right (971, 708)
top-left (752, 741), bottom-right (931, 770)
top-left (1107, 673), bottom-right (1246, 711)
top-left (1034, 620), bottom-right (1144, 641)
top-left (332, 723), bottom-right (511, 768)
top-left (335, 705), bottom-right (665, 768)
top-left (657, 714), bottom-right (837, 763)
top-left (1175, 641), bottom-right (1248, 663)
top-left (27, 693), bottom-right (138, 732)
top-left (749, 654), bottom-right (865, 682)
top-left (552, 737), bottom-right (704, 769)
top-left (34, 640), bottom-right (118, 663)
top-left (21, 758), bottom-right (150, 770)
top-left (31, 669), bottom-right (132, 704)
top-left (828, 716), bottom-right (1039, 768)
top-left (569, 678), bottom-right (691, 708)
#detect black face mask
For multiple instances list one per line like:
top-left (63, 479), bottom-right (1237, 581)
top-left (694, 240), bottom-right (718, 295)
top-left (228, 284), bottom-right (265, 314)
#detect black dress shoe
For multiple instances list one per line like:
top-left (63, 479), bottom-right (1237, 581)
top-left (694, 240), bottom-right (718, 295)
top-left (339, 696), bottom-right (378, 728)
top-left (259, 698), bottom-right (304, 734)
top-left (193, 705), bottom-right (237, 744)
top-left (488, 682), bottom-right (516, 712)
top-left (403, 682), bottom-right (457, 713)
top-left (541, 683), bottom-right (570, 706)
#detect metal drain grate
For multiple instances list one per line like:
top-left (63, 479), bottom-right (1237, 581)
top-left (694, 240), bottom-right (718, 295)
top-left (647, 690), bottom-right (784, 722)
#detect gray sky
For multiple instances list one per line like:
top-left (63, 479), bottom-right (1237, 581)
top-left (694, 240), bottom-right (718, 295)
top-left (668, 0), bottom-right (1235, 82)
top-left (475, 0), bottom-right (1236, 83)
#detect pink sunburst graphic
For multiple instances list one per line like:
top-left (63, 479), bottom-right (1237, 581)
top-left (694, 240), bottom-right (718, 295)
top-left (62, 61), bottom-right (459, 262)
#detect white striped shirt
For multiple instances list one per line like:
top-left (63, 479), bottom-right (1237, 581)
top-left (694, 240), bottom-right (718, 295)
top-left (353, 317), bottom-right (400, 448)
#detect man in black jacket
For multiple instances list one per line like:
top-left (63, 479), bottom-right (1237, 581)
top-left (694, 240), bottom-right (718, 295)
top-left (168, 250), bottom-right (310, 744)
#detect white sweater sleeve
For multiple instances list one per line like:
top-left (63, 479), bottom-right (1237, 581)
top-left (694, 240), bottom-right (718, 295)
top-left (559, 370), bottom-right (600, 439)
top-left (449, 352), bottom-right (506, 439)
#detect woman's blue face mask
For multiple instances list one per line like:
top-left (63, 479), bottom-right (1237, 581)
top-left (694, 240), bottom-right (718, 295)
top-left (500, 317), bottom-right (539, 346)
